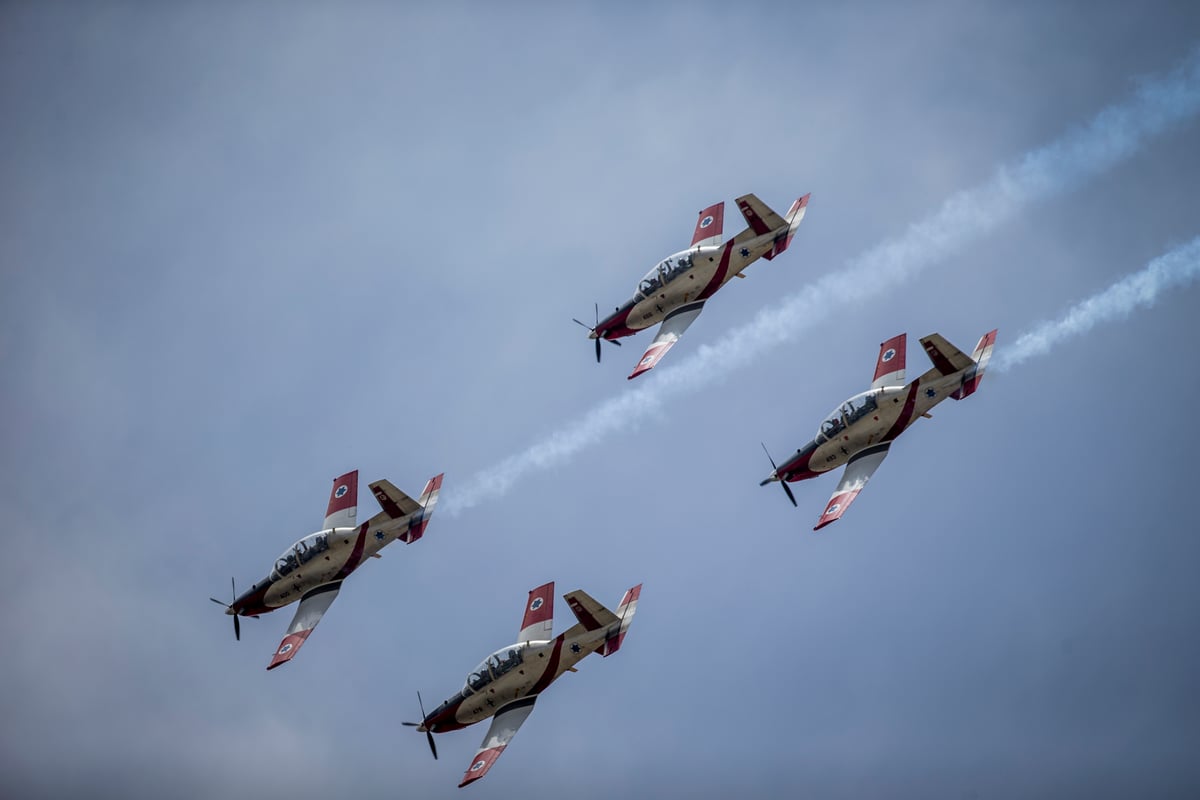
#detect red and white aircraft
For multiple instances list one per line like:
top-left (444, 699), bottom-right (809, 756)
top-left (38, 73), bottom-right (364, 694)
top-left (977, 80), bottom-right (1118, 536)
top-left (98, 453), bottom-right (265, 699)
top-left (761, 330), bottom-right (997, 529)
top-left (578, 192), bottom-right (810, 379)
top-left (405, 581), bottom-right (642, 788)
top-left (210, 469), bottom-right (443, 670)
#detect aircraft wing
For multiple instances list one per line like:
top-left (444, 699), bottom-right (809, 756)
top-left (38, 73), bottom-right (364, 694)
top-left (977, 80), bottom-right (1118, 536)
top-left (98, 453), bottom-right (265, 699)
top-left (628, 301), bottom-right (705, 380)
top-left (814, 444), bottom-right (891, 530)
top-left (323, 471), bottom-right (358, 529)
top-left (871, 334), bottom-right (906, 390)
top-left (458, 696), bottom-right (538, 787)
top-left (266, 581), bottom-right (342, 670)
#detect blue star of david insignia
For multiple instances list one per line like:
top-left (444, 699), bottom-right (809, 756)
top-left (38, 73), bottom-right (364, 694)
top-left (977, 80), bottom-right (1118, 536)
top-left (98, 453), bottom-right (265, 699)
top-left (570, 643), bottom-right (582, 654)
top-left (485, 698), bottom-right (495, 707)
top-left (374, 530), bottom-right (385, 541)
top-left (740, 247), bottom-right (750, 258)
top-left (925, 388), bottom-right (937, 398)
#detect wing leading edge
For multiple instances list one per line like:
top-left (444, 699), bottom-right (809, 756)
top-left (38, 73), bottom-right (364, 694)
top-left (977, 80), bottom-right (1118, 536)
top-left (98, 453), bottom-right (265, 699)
top-left (814, 444), bottom-right (891, 530)
top-left (628, 301), bottom-right (705, 379)
top-left (266, 581), bottom-right (343, 670)
top-left (458, 696), bottom-right (538, 787)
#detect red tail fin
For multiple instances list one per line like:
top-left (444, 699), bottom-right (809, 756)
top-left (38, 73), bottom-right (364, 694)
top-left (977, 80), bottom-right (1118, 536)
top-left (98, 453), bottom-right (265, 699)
top-left (400, 473), bottom-right (443, 543)
top-left (762, 194), bottom-right (810, 260)
top-left (598, 583), bottom-right (642, 657)
top-left (691, 202), bottom-right (724, 247)
top-left (951, 329), bottom-right (998, 400)
top-left (323, 470), bottom-right (358, 529)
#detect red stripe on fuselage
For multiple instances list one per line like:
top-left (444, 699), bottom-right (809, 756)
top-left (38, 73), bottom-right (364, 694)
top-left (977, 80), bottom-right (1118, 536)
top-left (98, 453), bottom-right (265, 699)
top-left (528, 637), bottom-right (565, 695)
top-left (698, 241), bottom-right (735, 300)
top-left (882, 383), bottom-right (920, 442)
top-left (334, 525), bottom-right (369, 580)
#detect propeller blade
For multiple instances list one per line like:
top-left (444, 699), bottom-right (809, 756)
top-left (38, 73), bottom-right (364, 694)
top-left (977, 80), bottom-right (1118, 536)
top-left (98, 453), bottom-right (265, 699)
top-left (409, 692), bottom-right (438, 759)
top-left (760, 443), bottom-right (798, 507)
top-left (209, 597), bottom-right (228, 607)
top-left (234, 614), bottom-right (241, 641)
top-left (595, 336), bottom-right (602, 363)
top-left (571, 318), bottom-right (593, 331)
top-left (760, 442), bottom-right (780, 471)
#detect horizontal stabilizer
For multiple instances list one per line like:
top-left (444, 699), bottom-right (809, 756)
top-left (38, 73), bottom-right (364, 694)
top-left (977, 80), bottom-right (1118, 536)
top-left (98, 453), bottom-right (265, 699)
top-left (563, 589), bottom-right (619, 632)
top-left (368, 479), bottom-right (421, 519)
top-left (735, 193), bottom-right (786, 235)
top-left (919, 333), bottom-right (973, 376)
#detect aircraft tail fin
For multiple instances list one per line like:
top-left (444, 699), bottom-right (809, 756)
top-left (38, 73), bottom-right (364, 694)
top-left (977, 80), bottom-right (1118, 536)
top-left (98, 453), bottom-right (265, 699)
top-left (950, 329), bottom-right (998, 400)
top-left (596, 584), bottom-right (642, 657)
top-left (733, 193), bottom-right (810, 259)
top-left (562, 585), bottom-right (642, 657)
top-left (763, 194), bottom-right (811, 260)
top-left (398, 473), bottom-right (444, 543)
top-left (690, 202), bottom-right (724, 248)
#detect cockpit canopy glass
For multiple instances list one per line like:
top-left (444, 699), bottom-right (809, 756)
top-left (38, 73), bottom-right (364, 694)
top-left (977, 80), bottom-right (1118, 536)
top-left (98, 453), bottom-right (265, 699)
top-left (463, 644), bottom-right (524, 695)
top-left (634, 251), bottom-right (695, 300)
top-left (271, 531), bottom-right (330, 580)
top-left (816, 390), bottom-right (880, 442)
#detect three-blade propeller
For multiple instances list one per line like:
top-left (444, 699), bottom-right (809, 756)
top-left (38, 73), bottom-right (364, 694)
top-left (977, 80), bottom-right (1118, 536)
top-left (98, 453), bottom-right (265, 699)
top-left (760, 443), bottom-right (797, 507)
top-left (573, 303), bottom-right (621, 363)
top-left (402, 691), bottom-right (438, 760)
top-left (209, 577), bottom-right (242, 641)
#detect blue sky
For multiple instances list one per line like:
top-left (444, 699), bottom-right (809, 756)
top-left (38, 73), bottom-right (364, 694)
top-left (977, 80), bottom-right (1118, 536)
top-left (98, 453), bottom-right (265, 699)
top-left (3, 3), bottom-right (1200, 798)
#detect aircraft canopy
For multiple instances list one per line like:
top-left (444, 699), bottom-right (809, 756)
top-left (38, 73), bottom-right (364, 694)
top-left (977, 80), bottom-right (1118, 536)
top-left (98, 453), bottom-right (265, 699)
top-left (463, 644), bottom-right (524, 695)
top-left (635, 251), bottom-right (695, 300)
top-left (816, 391), bottom-right (879, 442)
top-left (271, 531), bottom-right (331, 580)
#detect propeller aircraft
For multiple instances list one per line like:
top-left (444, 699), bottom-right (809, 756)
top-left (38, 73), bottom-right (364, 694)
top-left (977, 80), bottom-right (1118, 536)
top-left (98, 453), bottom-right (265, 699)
top-left (404, 581), bottom-right (642, 787)
top-left (761, 330), bottom-right (997, 529)
top-left (210, 469), bottom-right (443, 669)
top-left (577, 192), bottom-right (811, 379)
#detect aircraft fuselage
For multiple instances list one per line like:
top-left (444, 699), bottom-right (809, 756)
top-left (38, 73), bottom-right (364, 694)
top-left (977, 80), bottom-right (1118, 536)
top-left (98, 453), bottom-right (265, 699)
top-left (595, 232), bottom-right (785, 341)
top-left (229, 512), bottom-right (424, 617)
top-left (420, 626), bottom-right (610, 734)
top-left (780, 370), bottom-right (969, 482)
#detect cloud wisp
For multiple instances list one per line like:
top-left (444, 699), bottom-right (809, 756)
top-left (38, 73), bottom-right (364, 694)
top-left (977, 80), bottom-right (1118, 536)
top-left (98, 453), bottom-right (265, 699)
top-left (444, 48), bottom-right (1200, 515)
top-left (994, 236), bottom-right (1200, 372)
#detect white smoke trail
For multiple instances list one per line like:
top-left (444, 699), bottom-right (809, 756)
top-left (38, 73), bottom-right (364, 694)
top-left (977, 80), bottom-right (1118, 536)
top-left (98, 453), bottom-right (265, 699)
top-left (444, 48), bottom-right (1200, 515)
top-left (994, 237), bottom-right (1200, 371)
